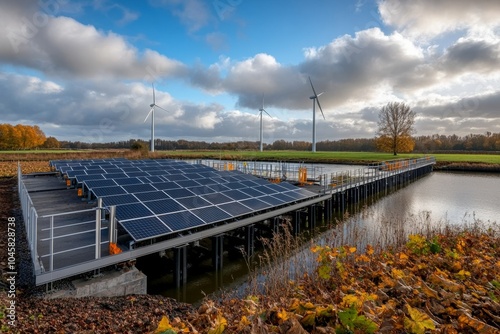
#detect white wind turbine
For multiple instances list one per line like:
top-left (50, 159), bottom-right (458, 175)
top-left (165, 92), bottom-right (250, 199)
top-left (308, 76), bottom-right (326, 152)
top-left (258, 95), bottom-right (272, 152)
top-left (144, 83), bottom-right (167, 152)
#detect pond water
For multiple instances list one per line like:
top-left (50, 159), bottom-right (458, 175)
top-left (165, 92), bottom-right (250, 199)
top-left (139, 168), bottom-right (500, 303)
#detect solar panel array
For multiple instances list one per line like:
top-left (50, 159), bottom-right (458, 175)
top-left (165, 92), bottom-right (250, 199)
top-left (52, 159), bottom-right (318, 242)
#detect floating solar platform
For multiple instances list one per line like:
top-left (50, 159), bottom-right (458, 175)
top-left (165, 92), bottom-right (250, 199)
top-left (51, 158), bottom-right (319, 242)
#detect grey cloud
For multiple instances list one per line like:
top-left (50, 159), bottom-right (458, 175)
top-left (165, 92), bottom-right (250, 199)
top-left (440, 39), bottom-right (500, 74)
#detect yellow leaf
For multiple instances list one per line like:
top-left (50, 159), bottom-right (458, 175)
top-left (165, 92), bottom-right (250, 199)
top-left (391, 268), bottom-right (405, 279)
top-left (237, 315), bottom-right (251, 330)
top-left (208, 313), bottom-right (227, 334)
top-left (366, 244), bottom-right (374, 255)
top-left (455, 269), bottom-right (471, 280)
top-left (399, 252), bottom-right (409, 262)
top-left (404, 304), bottom-right (435, 334)
top-left (342, 294), bottom-right (361, 309)
top-left (356, 254), bottom-right (370, 262)
top-left (277, 308), bottom-right (289, 321)
top-left (349, 246), bottom-right (357, 253)
top-left (156, 316), bottom-right (173, 333)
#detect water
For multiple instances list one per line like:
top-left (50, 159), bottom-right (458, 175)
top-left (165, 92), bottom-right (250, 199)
top-left (139, 168), bottom-right (500, 303)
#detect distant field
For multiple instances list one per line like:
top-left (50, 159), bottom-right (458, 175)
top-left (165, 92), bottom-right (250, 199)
top-left (159, 150), bottom-right (500, 164)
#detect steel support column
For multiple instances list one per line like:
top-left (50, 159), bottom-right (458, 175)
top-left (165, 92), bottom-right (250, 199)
top-left (174, 245), bottom-right (187, 288)
top-left (212, 235), bottom-right (224, 271)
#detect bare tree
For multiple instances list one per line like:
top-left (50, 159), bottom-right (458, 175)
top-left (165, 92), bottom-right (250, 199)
top-left (377, 102), bottom-right (416, 155)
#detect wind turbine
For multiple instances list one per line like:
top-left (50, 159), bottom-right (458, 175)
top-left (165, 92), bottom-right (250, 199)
top-left (308, 76), bottom-right (326, 152)
top-left (258, 95), bottom-right (271, 152)
top-left (144, 83), bottom-right (167, 152)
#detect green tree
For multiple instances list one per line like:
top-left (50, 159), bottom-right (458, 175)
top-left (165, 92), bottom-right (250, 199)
top-left (376, 102), bottom-right (416, 155)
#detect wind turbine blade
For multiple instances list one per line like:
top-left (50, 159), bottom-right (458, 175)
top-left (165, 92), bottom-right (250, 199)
top-left (262, 108), bottom-right (271, 117)
top-left (316, 98), bottom-right (326, 120)
top-left (155, 104), bottom-right (168, 112)
top-left (308, 76), bottom-right (318, 97)
top-left (261, 94), bottom-right (265, 110)
top-left (152, 83), bottom-right (155, 104)
top-left (144, 108), bottom-right (153, 122)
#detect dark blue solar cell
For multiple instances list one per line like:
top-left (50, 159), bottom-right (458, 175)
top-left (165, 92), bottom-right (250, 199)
top-left (271, 192), bottom-right (296, 204)
top-left (120, 217), bottom-right (172, 241)
top-left (165, 174), bottom-right (188, 181)
top-left (104, 173), bottom-right (128, 179)
top-left (192, 178), bottom-right (217, 186)
top-left (208, 183), bottom-right (231, 192)
top-left (116, 203), bottom-right (154, 221)
top-left (121, 167), bottom-right (141, 173)
top-left (113, 177), bottom-right (143, 186)
top-left (92, 186), bottom-right (127, 197)
top-left (176, 196), bottom-right (212, 209)
top-left (209, 177), bottom-right (228, 184)
top-left (198, 172), bottom-right (220, 178)
top-left (239, 198), bottom-right (272, 210)
top-left (67, 170), bottom-right (86, 178)
top-left (126, 171), bottom-right (150, 178)
top-left (221, 189), bottom-right (251, 201)
top-left (238, 187), bottom-right (266, 197)
top-left (163, 188), bottom-right (194, 199)
top-left (251, 178), bottom-right (272, 185)
top-left (240, 180), bottom-right (260, 187)
top-left (115, 203), bottom-right (153, 221)
top-left (101, 168), bottom-right (122, 174)
top-left (175, 179), bottom-right (201, 188)
top-left (159, 211), bottom-right (205, 232)
top-left (75, 174), bottom-right (105, 183)
top-left (224, 182), bottom-right (247, 190)
top-left (102, 194), bottom-right (139, 206)
top-left (83, 179), bottom-right (117, 189)
top-left (254, 185), bottom-right (278, 195)
top-left (218, 202), bottom-right (253, 216)
top-left (258, 195), bottom-right (286, 206)
top-left (183, 173), bottom-right (203, 180)
top-left (200, 192), bottom-right (233, 205)
top-left (190, 206), bottom-right (232, 224)
top-left (143, 198), bottom-right (185, 214)
top-left (153, 181), bottom-right (180, 190)
top-left (146, 170), bottom-right (167, 176)
top-left (187, 186), bottom-right (215, 196)
top-left (295, 188), bottom-right (317, 198)
top-left (144, 176), bottom-right (163, 183)
top-left (84, 169), bottom-right (104, 174)
top-left (281, 190), bottom-right (304, 200)
top-left (266, 183), bottom-right (292, 192)
top-left (122, 183), bottom-right (156, 193)
top-left (134, 191), bottom-right (169, 202)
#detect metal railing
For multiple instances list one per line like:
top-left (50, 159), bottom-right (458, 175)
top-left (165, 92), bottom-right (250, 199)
top-left (317, 156), bottom-right (436, 194)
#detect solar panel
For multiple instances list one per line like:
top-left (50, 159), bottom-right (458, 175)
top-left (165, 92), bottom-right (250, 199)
top-left (113, 177), bottom-right (143, 186)
top-left (91, 186), bottom-right (127, 197)
top-left (175, 179), bottom-right (201, 188)
top-left (163, 188), bottom-right (195, 199)
top-left (104, 173), bottom-right (128, 179)
top-left (121, 217), bottom-right (172, 241)
top-left (238, 187), bottom-right (266, 197)
top-left (221, 189), bottom-right (251, 201)
top-left (281, 190), bottom-right (306, 200)
top-left (134, 191), bottom-right (169, 202)
top-left (190, 206), bottom-right (232, 224)
top-left (254, 185), bottom-right (279, 195)
top-left (143, 198), bottom-right (185, 214)
top-left (271, 192), bottom-right (296, 203)
top-left (75, 174), bottom-right (105, 183)
top-left (175, 196), bottom-right (212, 209)
top-left (200, 192), bottom-right (233, 205)
top-left (164, 174), bottom-right (188, 182)
top-left (224, 182), bottom-right (247, 190)
top-left (66, 170), bottom-right (86, 178)
top-left (84, 179), bottom-right (117, 189)
top-left (187, 186), bottom-right (215, 196)
top-left (183, 173), bottom-right (203, 180)
top-left (122, 183), bottom-right (156, 193)
top-left (126, 171), bottom-right (150, 178)
top-left (239, 198), bottom-right (272, 210)
top-left (218, 202), bottom-right (253, 216)
top-left (115, 203), bottom-right (153, 221)
top-left (84, 169), bottom-right (105, 174)
top-left (208, 183), bottom-right (231, 192)
top-left (192, 178), bottom-right (217, 186)
top-left (159, 211), bottom-right (205, 232)
top-left (102, 194), bottom-right (139, 206)
top-left (152, 181), bottom-right (180, 190)
top-left (240, 180), bottom-right (260, 187)
top-left (144, 176), bottom-right (163, 183)
top-left (258, 195), bottom-right (286, 206)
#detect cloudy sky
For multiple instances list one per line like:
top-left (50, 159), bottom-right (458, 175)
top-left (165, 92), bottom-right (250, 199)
top-left (1, 0), bottom-right (499, 144)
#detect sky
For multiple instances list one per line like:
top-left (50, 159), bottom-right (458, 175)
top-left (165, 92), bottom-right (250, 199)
top-left (0, 0), bottom-right (499, 144)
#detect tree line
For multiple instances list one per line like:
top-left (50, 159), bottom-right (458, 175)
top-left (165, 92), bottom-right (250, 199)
top-left (57, 133), bottom-right (500, 152)
top-left (0, 124), bottom-right (48, 150)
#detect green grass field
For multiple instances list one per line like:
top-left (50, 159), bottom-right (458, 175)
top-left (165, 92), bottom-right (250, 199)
top-left (0, 149), bottom-right (499, 165)
top-left (158, 150), bottom-right (500, 164)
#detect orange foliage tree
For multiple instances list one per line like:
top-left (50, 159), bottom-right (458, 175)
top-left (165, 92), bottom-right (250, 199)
top-left (376, 102), bottom-right (416, 155)
top-left (0, 124), bottom-right (47, 150)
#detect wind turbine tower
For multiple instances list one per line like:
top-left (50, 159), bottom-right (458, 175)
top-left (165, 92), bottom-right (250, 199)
top-left (258, 96), bottom-right (271, 152)
top-left (144, 83), bottom-right (167, 152)
top-left (308, 76), bottom-right (326, 152)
